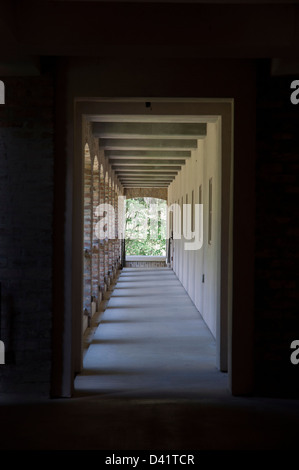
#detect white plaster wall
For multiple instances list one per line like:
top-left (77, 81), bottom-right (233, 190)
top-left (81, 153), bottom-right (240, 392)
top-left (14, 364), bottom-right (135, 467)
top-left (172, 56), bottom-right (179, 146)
top-left (202, 121), bottom-right (221, 337)
top-left (193, 140), bottom-right (204, 317)
top-left (168, 121), bottom-right (221, 339)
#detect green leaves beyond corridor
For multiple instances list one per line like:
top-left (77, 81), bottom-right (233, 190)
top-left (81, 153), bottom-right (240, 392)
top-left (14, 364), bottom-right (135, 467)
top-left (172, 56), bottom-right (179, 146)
top-left (125, 197), bottom-right (167, 256)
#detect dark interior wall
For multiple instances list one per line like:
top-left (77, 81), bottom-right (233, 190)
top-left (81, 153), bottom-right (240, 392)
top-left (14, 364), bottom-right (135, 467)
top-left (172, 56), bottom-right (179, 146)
top-left (254, 62), bottom-right (299, 398)
top-left (67, 57), bottom-right (256, 396)
top-left (0, 76), bottom-right (54, 394)
top-left (0, 56), bottom-right (298, 398)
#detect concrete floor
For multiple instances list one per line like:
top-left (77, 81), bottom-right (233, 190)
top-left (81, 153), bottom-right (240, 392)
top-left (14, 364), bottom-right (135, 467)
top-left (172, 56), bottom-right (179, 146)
top-left (74, 267), bottom-right (228, 399)
top-left (1, 268), bottom-right (299, 452)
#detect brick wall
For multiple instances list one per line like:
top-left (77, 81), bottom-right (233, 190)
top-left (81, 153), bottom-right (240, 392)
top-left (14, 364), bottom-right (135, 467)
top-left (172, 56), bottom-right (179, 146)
top-left (125, 187), bottom-right (167, 201)
top-left (99, 167), bottom-right (105, 292)
top-left (254, 62), bottom-right (299, 397)
top-left (0, 76), bottom-right (54, 395)
top-left (92, 156), bottom-right (99, 305)
top-left (83, 144), bottom-right (92, 318)
top-left (82, 128), bottom-right (122, 332)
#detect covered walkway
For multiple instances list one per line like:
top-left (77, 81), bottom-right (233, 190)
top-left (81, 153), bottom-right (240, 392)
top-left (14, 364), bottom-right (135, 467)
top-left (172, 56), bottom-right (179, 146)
top-left (74, 267), bottom-right (228, 398)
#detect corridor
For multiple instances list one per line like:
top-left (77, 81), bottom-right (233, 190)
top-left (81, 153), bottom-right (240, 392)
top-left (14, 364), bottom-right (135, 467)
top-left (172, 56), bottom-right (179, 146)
top-left (74, 267), bottom-right (228, 398)
top-left (2, 268), bottom-right (299, 451)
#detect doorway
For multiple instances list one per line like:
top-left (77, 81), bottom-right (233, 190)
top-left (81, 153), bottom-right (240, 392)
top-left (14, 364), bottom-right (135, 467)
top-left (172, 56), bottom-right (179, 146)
top-left (71, 99), bottom-right (234, 396)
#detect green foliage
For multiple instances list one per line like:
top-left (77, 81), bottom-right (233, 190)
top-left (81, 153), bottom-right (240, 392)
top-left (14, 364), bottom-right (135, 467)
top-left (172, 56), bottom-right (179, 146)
top-left (125, 238), bottom-right (166, 256)
top-left (125, 197), bottom-right (166, 256)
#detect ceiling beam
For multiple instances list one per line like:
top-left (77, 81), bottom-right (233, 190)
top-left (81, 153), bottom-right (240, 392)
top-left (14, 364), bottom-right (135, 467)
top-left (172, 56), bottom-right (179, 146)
top-left (112, 165), bottom-right (182, 172)
top-left (116, 171), bottom-right (178, 176)
top-left (121, 183), bottom-right (172, 186)
top-left (122, 185), bottom-right (171, 188)
top-left (105, 150), bottom-right (192, 159)
top-left (119, 174), bottom-right (175, 178)
top-left (119, 179), bottom-right (174, 183)
top-left (119, 179), bottom-right (174, 185)
top-left (99, 138), bottom-right (198, 150)
top-left (93, 122), bottom-right (206, 139)
top-left (110, 159), bottom-right (186, 166)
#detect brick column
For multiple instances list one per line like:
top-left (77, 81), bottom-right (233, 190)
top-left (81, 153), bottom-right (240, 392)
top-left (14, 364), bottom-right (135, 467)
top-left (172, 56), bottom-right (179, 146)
top-left (99, 166), bottom-right (105, 293)
top-left (114, 186), bottom-right (119, 269)
top-left (83, 144), bottom-right (92, 316)
top-left (108, 178), bottom-right (113, 280)
top-left (92, 157), bottom-right (99, 308)
top-left (104, 173), bottom-right (109, 289)
top-left (112, 183), bottom-right (117, 276)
